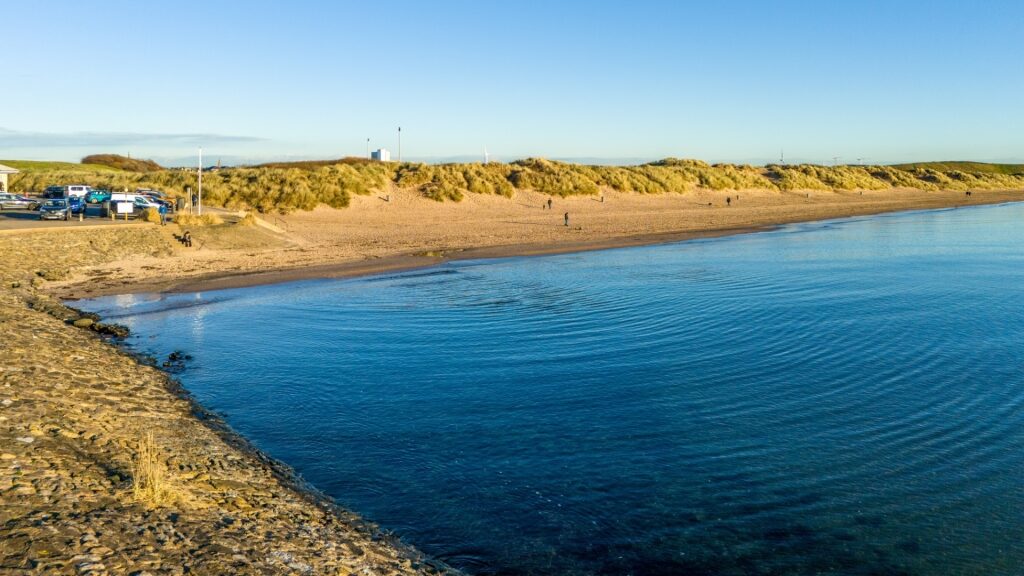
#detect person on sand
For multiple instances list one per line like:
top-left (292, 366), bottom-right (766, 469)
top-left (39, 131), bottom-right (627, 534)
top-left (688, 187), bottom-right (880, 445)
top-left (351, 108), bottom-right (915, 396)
top-left (183, 230), bottom-right (192, 247)
top-left (158, 203), bottom-right (167, 225)
top-left (726, 196), bottom-right (732, 207)
top-left (547, 197), bottom-right (553, 210)
top-left (564, 212), bottom-right (569, 227)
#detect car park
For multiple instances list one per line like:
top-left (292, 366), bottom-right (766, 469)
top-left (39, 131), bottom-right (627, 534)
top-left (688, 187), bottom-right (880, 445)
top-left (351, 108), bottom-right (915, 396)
top-left (39, 199), bottom-right (70, 220)
top-left (0, 193), bottom-right (40, 210)
top-left (86, 189), bottom-right (111, 204)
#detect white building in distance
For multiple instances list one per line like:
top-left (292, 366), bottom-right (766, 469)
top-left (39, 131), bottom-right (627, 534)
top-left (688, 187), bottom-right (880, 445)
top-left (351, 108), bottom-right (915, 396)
top-left (371, 148), bottom-right (391, 162)
top-left (0, 163), bottom-right (19, 192)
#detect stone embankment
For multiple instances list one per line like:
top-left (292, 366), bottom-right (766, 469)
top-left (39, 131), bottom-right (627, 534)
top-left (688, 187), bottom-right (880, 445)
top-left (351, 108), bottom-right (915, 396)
top-left (0, 227), bottom-right (454, 575)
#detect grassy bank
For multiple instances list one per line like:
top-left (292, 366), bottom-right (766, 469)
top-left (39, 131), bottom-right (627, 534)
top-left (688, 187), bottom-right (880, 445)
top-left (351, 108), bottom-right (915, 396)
top-left (9, 157), bottom-right (1024, 214)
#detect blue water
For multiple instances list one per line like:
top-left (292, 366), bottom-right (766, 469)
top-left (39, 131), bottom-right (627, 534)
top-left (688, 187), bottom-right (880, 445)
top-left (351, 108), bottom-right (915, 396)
top-left (81, 203), bottom-right (1024, 575)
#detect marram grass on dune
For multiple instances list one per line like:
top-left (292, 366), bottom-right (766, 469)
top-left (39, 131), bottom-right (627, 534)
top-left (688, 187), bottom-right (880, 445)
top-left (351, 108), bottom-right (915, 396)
top-left (8, 156), bottom-right (1024, 215)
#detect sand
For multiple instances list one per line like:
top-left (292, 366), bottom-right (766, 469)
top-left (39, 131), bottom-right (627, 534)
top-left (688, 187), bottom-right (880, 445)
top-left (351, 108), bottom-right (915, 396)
top-left (29, 185), bottom-right (1024, 299)
top-left (2, 185), bottom-right (1022, 573)
top-left (0, 228), bottom-right (455, 575)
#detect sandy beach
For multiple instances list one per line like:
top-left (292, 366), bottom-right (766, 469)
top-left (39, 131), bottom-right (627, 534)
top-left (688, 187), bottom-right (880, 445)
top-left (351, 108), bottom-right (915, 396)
top-left (25, 185), bottom-right (1024, 299)
top-left (2, 185), bottom-right (1023, 573)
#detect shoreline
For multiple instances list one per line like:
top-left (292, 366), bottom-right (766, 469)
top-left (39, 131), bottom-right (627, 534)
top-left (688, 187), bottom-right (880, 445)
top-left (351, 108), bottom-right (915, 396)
top-left (65, 194), bottom-right (1021, 299)
top-left (0, 232), bottom-right (459, 573)
top-left (3, 189), bottom-right (1022, 572)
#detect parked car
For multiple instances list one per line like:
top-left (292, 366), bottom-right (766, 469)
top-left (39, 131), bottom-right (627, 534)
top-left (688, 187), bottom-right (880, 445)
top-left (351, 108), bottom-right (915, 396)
top-left (68, 196), bottom-right (86, 215)
top-left (42, 186), bottom-right (66, 199)
top-left (0, 193), bottom-right (40, 210)
top-left (86, 189), bottom-right (111, 204)
top-left (140, 194), bottom-right (174, 211)
top-left (65, 184), bottom-right (91, 198)
top-left (39, 199), bottom-right (70, 220)
top-left (136, 188), bottom-right (167, 199)
top-left (133, 196), bottom-right (162, 211)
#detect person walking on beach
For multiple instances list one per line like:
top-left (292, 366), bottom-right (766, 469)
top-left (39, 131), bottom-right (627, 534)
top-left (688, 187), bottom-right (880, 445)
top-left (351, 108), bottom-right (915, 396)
top-left (726, 196), bottom-right (731, 207)
top-left (564, 212), bottom-right (570, 227)
top-left (547, 197), bottom-right (553, 210)
top-left (158, 203), bottom-right (168, 225)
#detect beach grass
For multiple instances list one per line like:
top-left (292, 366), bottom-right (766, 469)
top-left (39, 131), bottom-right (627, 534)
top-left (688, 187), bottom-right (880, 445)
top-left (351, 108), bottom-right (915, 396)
top-left (174, 213), bottom-right (223, 226)
top-left (132, 432), bottom-right (175, 508)
top-left (8, 157), bottom-right (1024, 214)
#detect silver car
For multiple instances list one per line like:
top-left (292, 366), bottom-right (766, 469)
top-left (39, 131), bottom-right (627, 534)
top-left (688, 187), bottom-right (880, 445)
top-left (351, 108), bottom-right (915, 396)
top-left (0, 193), bottom-right (39, 210)
top-left (39, 199), bottom-right (70, 220)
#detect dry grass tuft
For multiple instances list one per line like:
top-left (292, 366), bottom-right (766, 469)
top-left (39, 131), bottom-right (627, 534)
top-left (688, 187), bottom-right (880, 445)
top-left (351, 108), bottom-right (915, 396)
top-left (132, 432), bottom-right (175, 507)
top-left (237, 212), bottom-right (257, 226)
top-left (174, 213), bottom-right (223, 226)
top-left (140, 207), bottom-right (161, 223)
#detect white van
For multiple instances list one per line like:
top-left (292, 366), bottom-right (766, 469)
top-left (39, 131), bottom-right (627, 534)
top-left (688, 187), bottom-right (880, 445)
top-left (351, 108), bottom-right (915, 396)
top-left (65, 184), bottom-right (91, 198)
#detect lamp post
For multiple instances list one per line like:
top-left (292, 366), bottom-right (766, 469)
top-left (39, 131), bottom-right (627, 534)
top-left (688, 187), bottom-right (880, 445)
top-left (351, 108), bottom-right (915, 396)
top-left (398, 126), bottom-right (401, 163)
top-left (198, 147), bottom-right (203, 216)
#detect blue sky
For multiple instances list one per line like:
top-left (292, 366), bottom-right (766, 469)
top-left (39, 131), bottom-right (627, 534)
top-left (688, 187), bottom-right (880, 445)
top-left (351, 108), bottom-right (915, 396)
top-left (2, 0), bottom-right (1023, 165)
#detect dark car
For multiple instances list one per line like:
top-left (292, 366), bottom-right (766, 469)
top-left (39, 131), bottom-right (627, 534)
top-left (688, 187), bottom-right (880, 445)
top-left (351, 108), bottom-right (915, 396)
top-left (39, 199), bottom-right (70, 220)
top-left (0, 193), bottom-right (40, 210)
top-left (136, 188), bottom-right (167, 199)
top-left (42, 186), bottom-right (66, 199)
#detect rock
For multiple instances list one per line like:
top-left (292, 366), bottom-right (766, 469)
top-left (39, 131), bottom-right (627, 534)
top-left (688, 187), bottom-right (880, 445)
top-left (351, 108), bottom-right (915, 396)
top-left (73, 318), bottom-right (95, 329)
top-left (16, 436), bottom-right (35, 444)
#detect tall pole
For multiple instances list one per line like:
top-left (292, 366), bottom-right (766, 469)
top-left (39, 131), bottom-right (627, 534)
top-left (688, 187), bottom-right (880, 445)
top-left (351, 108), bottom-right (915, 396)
top-left (398, 126), bottom-right (401, 163)
top-left (366, 138), bottom-right (370, 159)
top-left (198, 147), bottom-right (203, 216)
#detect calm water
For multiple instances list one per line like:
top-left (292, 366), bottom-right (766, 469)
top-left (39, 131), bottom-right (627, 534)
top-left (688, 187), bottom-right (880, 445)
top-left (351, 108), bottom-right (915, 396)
top-left (81, 203), bottom-right (1024, 575)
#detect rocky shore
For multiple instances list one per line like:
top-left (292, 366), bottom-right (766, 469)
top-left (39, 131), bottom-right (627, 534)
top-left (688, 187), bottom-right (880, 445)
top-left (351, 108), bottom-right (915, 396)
top-left (0, 228), bottom-right (455, 575)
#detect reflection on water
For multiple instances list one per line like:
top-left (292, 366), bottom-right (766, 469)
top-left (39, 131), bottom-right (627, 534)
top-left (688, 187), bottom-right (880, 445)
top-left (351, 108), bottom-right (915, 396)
top-left (81, 203), bottom-right (1024, 575)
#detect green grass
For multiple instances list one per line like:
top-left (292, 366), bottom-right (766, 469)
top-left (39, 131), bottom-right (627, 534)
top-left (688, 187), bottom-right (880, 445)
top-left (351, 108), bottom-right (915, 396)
top-left (891, 161), bottom-right (1024, 175)
top-left (0, 159), bottom-right (122, 172)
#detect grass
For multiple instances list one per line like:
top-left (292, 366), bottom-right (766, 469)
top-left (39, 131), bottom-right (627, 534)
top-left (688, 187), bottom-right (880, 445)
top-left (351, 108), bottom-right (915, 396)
top-left (891, 161), bottom-right (1024, 175)
top-left (132, 432), bottom-right (175, 508)
top-left (0, 159), bottom-right (121, 172)
top-left (174, 213), bottom-right (223, 226)
top-left (140, 207), bottom-right (161, 223)
top-left (7, 156), bottom-right (1024, 213)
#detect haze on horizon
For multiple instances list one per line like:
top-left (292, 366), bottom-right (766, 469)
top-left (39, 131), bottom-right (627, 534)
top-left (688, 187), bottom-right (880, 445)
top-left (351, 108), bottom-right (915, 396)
top-left (3, 0), bottom-right (1023, 166)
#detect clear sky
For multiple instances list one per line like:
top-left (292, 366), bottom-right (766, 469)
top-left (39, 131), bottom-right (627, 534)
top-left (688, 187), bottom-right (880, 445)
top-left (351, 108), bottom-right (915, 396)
top-left (3, 0), bottom-right (1023, 165)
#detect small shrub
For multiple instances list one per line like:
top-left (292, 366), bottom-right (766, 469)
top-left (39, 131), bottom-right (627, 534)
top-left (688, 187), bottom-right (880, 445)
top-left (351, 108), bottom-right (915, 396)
top-left (140, 207), bottom-right (161, 223)
top-left (132, 432), bottom-right (174, 508)
top-left (174, 213), bottom-right (223, 226)
top-left (237, 212), bottom-right (257, 226)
